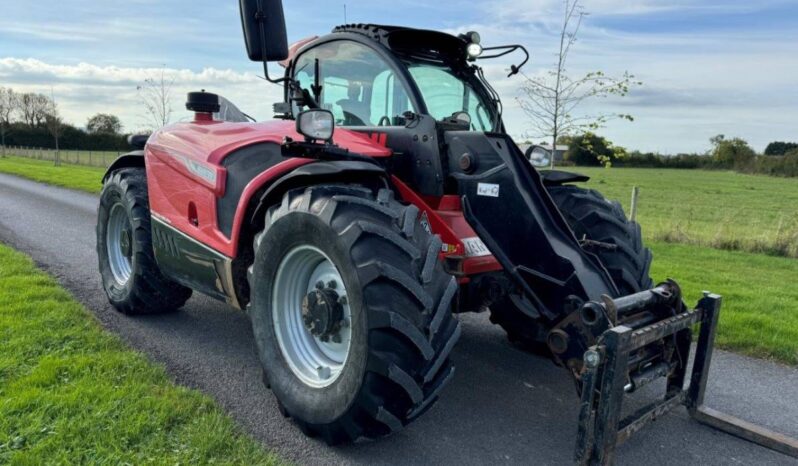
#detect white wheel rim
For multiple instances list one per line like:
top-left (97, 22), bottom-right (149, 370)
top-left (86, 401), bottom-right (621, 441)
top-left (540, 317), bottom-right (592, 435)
top-left (106, 203), bottom-right (133, 286)
top-left (272, 245), bottom-right (353, 388)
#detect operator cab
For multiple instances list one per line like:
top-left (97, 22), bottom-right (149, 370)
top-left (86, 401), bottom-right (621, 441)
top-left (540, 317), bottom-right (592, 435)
top-left (288, 25), bottom-right (499, 131)
top-left (285, 25), bottom-right (526, 195)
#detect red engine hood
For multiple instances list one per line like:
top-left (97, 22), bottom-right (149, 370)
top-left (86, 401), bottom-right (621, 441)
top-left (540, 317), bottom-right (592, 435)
top-left (148, 118), bottom-right (392, 166)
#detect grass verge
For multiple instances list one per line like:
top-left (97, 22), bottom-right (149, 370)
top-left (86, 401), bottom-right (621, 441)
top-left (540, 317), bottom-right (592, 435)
top-left (0, 244), bottom-right (279, 464)
top-left (0, 155), bottom-right (104, 194)
top-left (576, 167), bottom-right (798, 258)
top-left (650, 241), bottom-right (798, 365)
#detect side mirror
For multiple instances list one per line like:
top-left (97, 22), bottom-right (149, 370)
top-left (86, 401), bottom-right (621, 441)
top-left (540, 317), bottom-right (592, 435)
top-left (239, 0), bottom-right (289, 62)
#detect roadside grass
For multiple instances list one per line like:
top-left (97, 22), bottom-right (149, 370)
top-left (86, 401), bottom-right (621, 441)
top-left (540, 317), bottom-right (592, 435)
top-left (0, 155), bottom-right (104, 194)
top-left (650, 241), bottom-right (798, 365)
top-left (0, 244), bottom-right (280, 464)
top-left (575, 167), bottom-right (798, 258)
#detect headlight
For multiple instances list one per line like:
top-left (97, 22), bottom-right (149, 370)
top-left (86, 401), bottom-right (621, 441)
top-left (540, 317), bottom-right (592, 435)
top-left (296, 109), bottom-right (335, 142)
top-left (466, 43), bottom-right (483, 60)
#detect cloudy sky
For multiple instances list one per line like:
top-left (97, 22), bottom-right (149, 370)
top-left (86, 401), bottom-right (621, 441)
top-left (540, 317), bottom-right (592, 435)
top-left (1, 0), bottom-right (796, 153)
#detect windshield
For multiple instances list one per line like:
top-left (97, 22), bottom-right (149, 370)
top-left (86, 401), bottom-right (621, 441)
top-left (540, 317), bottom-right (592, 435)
top-left (405, 62), bottom-right (494, 131)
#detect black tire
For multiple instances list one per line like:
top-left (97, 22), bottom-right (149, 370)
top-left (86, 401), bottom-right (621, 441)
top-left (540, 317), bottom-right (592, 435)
top-left (248, 185), bottom-right (461, 444)
top-left (489, 184), bottom-right (652, 350)
top-left (96, 168), bottom-right (192, 315)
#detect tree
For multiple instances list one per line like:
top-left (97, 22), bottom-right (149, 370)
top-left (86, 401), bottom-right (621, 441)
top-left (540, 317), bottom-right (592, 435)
top-left (17, 92), bottom-right (52, 127)
top-left (44, 90), bottom-right (62, 166)
top-left (764, 141), bottom-right (798, 156)
top-left (86, 113), bottom-right (122, 134)
top-left (710, 135), bottom-right (756, 169)
top-left (137, 67), bottom-right (175, 129)
top-left (516, 0), bottom-right (641, 169)
top-left (566, 132), bottom-right (626, 167)
top-left (0, 87), bottom-right (18, 156)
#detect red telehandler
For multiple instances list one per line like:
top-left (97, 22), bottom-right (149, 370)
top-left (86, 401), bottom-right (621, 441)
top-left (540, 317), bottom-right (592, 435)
top-left (96, 0), bottom-right (798, 463)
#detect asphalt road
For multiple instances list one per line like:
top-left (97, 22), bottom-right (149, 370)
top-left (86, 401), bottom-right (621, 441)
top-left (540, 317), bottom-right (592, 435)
top-left (1, 172), bottom-right (796, 465)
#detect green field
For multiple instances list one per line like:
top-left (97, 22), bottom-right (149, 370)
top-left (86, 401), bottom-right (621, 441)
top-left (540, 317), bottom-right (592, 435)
top-left (576, 167), bottom-right (798, 258)
top-left (0, 244), bottom-right (279, 464)
top-left (0, 155), bottom-right (104, 194)
top-left (650, 241), bottom-right (797, 365)
top-left (6, 147), bottom-right (121, 168)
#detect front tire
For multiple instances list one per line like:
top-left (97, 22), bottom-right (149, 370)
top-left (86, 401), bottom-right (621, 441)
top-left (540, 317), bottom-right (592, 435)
top-left (96, 168), bottom-right (192, 315)
top-left (248, 185), bottom-right (461, 444)
top-left (490, 184), bottom-right (653, 350)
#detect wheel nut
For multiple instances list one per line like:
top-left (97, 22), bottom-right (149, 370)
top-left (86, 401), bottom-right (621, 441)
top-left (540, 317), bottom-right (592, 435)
top-left (338, 296), bottom-right (347, 306)
top-left (315, 281), bottom-right (325, 290)
top-left (584, 349), bottom-right (602, 368)
top-left (327, 280), bottom-right (337, 289)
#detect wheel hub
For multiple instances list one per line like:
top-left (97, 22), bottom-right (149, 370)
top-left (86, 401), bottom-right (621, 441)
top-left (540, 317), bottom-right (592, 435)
top-left (302, 282), bottom-right (344, 342)
top-left (119, 229), bottom-right (132, 258)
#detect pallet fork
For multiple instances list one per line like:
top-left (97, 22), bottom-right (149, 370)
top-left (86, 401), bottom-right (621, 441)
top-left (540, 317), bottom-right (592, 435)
top-left (575, 292), bottom-right (798, 465)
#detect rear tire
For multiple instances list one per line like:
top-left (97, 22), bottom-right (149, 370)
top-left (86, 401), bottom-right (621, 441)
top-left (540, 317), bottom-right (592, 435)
top-left (489, 184), bottom-right (652, 350)
top-left (248, 185), bottom-right (461, 444)
top-left (96, 168), bottom-right (192, 315)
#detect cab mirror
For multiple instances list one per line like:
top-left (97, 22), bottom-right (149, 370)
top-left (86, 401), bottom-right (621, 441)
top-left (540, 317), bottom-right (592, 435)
top-left (239, 0), bottom-right (289, 62)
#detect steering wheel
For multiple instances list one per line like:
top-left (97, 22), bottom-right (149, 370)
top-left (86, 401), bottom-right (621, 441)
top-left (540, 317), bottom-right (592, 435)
top-left (378, 116), bottom-right (391, 127)
top-left (341, 111), bottom-right (367, 127)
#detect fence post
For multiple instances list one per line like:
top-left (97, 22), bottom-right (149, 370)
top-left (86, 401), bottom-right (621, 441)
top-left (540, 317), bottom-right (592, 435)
top-left (630, 186), bottom-right (640, 222)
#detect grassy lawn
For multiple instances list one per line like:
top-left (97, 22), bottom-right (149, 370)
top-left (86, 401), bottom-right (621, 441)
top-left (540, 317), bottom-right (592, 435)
top-left (0, 244), bottom-right (279, 464)
top-left (0, 155), bottom-right (104, 194)
top-left (650, 241), bottom-right (798, 365)
top-left (575, 167), bottom-right (798, 258)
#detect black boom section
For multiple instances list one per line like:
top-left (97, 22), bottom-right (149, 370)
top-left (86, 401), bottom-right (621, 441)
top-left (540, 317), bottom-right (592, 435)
top-left (445, 131), bottom-right (618, 319)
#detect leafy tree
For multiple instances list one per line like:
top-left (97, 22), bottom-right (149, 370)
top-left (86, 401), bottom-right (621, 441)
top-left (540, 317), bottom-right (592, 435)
top-left (764, 141), bottom-right (798, 156)
top-left (710, 135), bottom-right (756, 169)
top-left (566, 132), bottom-right (626, 167)
top-left (86, 113), bottom-right (122, 134)
top-left (516, 0), bottom-right (641, 169)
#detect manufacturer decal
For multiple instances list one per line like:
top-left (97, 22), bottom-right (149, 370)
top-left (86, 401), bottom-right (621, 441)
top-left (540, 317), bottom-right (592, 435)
top-left (462, 237), bottom-right (492, 257)
top-left (419, 211), bottom-right (432, 234)
top-left (477, 183), bottom-right (500, 198)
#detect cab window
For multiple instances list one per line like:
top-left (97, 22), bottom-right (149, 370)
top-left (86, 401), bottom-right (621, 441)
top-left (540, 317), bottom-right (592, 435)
top-left (406, 64), bottom-right (492, 131)
top-left (293, 41), bottom-right (413, 126)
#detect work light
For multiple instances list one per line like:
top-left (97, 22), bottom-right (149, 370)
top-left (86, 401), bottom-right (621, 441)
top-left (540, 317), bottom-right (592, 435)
top-left (296, 109), bottom-right (335, 142)
top-left (466, 42), bottom-right (483, 60)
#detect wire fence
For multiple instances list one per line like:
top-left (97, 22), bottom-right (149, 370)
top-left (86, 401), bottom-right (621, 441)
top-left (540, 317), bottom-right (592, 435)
top-left (2, 146), bottom-right (122, 168)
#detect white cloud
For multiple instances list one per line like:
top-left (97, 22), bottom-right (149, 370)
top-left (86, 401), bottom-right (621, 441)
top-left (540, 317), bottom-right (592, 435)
top-left (0, 58), bottom-right (283, 133)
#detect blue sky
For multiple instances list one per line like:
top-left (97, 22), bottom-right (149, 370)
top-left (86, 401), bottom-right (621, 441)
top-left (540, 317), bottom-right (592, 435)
top-left (1, 0), bottom-right (797, 153)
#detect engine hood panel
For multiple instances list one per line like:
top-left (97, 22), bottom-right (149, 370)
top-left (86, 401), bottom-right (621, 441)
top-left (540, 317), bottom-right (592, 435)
top-left (148, 119), bottom-right (392, 167)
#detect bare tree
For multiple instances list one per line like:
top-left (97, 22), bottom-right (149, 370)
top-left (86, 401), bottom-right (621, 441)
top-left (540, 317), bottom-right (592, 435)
top-left (32, 93), bottom-right (52, 126)
top-left (18, 92), bottom-right (37, 126)
top-left (516, 0), bottom-right (641, 168)
top-left (0, 87), bottom-right (17, 156)
top-left (44, 89), bottom-right (62, 166)
top-left (16, 92), bottom-right (52, 127)
top-left (137, 67), bottom-right (176, 129)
